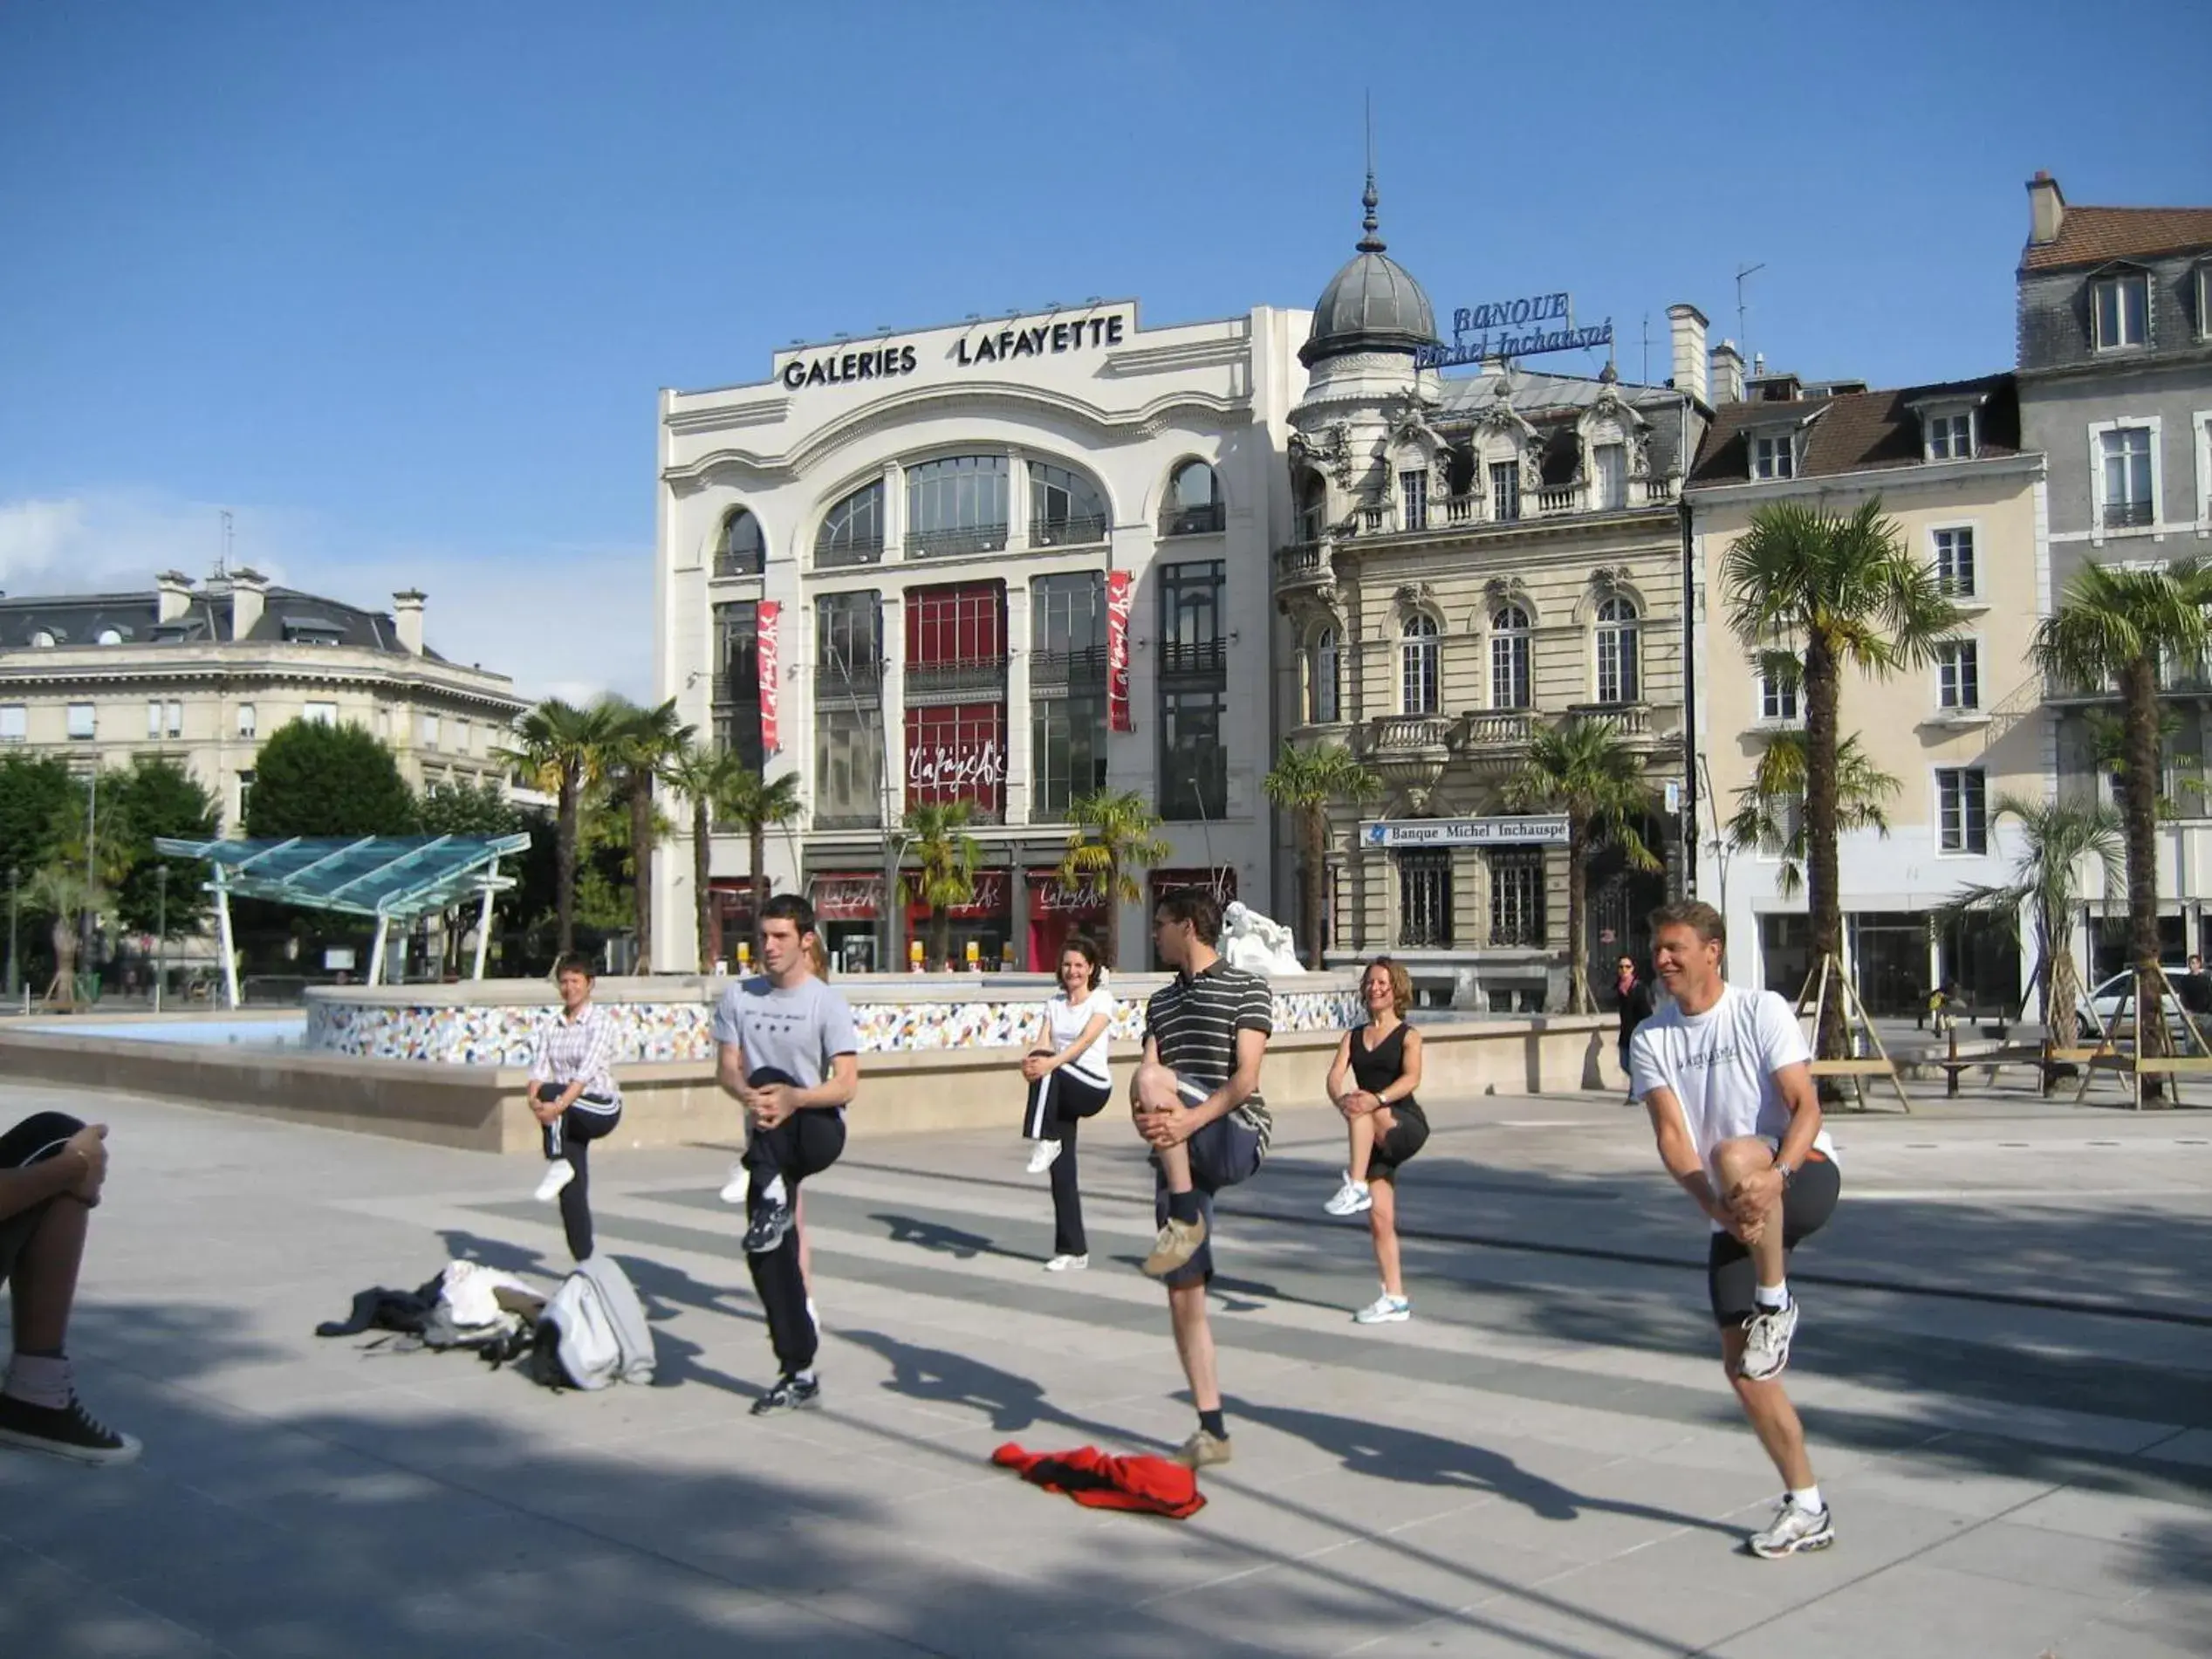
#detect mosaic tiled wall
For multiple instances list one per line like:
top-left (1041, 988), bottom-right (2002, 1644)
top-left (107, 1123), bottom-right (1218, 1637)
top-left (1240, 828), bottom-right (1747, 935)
top-left (305, 986), bottom-right (1365, 1066)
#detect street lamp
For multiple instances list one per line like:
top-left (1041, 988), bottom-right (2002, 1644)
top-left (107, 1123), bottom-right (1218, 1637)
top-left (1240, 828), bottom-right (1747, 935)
top-left (5, 866), bottom-right (18, 1003)
top-left (81, 768), bottom-right (99, 987)
top-left (154, 864), bottom-right (168, 1013)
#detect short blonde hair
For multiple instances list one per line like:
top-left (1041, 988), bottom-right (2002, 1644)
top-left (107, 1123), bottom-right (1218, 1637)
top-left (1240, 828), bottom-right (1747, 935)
top-left (1364, 956), bottom-right (1412, 1017)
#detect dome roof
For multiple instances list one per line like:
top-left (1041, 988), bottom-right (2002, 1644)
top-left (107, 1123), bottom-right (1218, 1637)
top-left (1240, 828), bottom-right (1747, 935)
top-left (1302, 176), bottom-right (1436, 367)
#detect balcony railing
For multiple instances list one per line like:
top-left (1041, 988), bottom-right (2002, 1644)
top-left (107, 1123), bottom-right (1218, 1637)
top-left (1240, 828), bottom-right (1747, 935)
top-left (812, 659), bottom-right (885, 702)
top-left (814, 536), bottom-right (885, 570)
top-left (1031, 644), bottom-right (1109, 696)
top-left (905, 655), bottom-right (1008, 704)
top-left (1532, 482), bottom-right (1587, 517)
top-left (1161, 502), bottom-right (1226, 537)
top-left (1159, 639), bottom-right (1228, 677)
top-left (712, 548), bottom-right (764, 579)
top-left (1464, 711), bottom-right (1534, 746)
top-left (2101, 499), bottom-right (2154, 530)
top-left (813, 809), bottom-right (884, 831)
top-left (1275, 543), bottom-right (1329, 585)
top-left (1030, 513), bottom-right (1108, 549)
top-left (906, 523), bottom-right (1009, 559)
top-left (1641, 476), bottom-right (1675, 504)
top-left (1366, 714), bottom-right (1454, 754)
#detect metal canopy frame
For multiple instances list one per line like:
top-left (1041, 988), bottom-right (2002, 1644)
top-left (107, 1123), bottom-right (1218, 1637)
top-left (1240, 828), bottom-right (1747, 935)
top-left (153, 833), bottom-right (530, 1006)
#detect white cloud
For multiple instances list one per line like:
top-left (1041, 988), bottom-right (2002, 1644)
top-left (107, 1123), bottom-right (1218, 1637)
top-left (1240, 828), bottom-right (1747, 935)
top-left (0, 488), bottom-right (652, 703)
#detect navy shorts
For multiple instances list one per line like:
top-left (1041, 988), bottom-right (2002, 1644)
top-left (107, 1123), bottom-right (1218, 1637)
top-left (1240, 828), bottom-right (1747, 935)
top-left (1708, 1152), bottom-right (1840, 1327)
top-left (1151, 1078), bottom-right (1265, 1289)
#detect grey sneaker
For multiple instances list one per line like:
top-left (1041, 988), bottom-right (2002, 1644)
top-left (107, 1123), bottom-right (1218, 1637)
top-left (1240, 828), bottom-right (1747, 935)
top-left (1141, 1215), bottom-right (1208, 1278)
top-left (1173, 1429), bottom-right (1232, 1470)
top-left (1740, 1299), bottom-right (1799, 1381)
top-left (1748, 1495), bottom-right (1834, 1559)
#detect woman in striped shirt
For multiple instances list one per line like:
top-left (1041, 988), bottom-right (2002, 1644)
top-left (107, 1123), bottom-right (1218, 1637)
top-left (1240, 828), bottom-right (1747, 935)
top-left (529, 952), bottom-right (623, 1261)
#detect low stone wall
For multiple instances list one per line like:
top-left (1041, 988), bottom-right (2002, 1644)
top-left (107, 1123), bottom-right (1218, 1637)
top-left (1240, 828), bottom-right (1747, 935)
top-left (0, 1012), bottom-right (1626, 1154)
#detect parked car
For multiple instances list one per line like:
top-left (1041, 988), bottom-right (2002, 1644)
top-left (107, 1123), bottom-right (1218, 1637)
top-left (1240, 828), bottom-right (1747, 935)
top-left (2078, 965), bottom-right (2197, 1039)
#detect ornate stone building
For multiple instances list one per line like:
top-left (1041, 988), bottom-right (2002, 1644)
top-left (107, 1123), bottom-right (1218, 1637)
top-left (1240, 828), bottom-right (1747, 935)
top-left (1272, 181), bottom-right (1710, 1009)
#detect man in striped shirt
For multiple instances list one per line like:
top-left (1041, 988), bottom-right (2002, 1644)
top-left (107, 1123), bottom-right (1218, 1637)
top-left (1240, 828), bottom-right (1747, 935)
top-left (1130, 888), bottom-right (1273, 1470)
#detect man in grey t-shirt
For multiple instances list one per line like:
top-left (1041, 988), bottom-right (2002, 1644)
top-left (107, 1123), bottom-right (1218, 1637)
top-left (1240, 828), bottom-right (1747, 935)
top-left (711, 894), bottom-right (859, 1416)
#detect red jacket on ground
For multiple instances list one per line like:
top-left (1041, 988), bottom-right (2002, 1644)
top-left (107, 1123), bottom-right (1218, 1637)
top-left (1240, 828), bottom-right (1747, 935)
top-left (991, 1442), bottom-right (1207, 1519)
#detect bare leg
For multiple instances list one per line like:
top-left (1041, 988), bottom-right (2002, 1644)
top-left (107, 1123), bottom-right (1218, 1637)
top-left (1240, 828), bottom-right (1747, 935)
top-left (10, 1198), bottom-right (90, 1354)
top-left (1346, 1104), bottom-right (1396, 1185)
top-left (1723, 1326), bottom-right (1816, 1488)
top-left (1367, 1174), bottom-right (1403, 1297)
top-left (1134, 1062), bottom-right (1193, 1196)
top-left (1168, 1281), bottom-right (1218, 1413)
top-left (1713, 1137), bottom-right (1786, 1295)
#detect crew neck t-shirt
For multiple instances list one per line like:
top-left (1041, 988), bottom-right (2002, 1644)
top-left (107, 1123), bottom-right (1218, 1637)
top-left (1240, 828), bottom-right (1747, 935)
top-left (1145, 960), bottom-right (1276, 1150)
top-left (1627, 984), bottom-right (1837, 1217)
top-left (1044, 989), bottom-right (1116, 1088)
top-left (711, 975), bottom-right (860, 1110)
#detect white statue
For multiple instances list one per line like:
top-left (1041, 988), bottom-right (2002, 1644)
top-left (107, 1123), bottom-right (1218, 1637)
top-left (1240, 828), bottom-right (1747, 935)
top-left (1219, 901), bottom-right (1306, 977)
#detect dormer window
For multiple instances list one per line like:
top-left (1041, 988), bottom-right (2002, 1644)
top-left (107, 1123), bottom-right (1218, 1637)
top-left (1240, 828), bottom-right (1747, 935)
top-left (2091, 269), bottom-right (2149, 350)
top-left (2196, 261), bottom-right (2212, 341)
top-left (1925, 411), bottom-right (1976, 461)
top-left (1751, 433), bottom-right (1795, 480)
top-left (30, 630), bottom-right (57, 648)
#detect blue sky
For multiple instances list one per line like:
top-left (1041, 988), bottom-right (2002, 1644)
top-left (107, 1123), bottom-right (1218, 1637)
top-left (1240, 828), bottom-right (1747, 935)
top-left (3, 1), bottom-right (2207, 700)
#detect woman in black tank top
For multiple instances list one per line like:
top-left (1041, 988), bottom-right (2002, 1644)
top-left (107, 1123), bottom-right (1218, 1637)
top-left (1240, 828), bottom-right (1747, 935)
top-left (1324, 957), bottom-right (1429, 1323)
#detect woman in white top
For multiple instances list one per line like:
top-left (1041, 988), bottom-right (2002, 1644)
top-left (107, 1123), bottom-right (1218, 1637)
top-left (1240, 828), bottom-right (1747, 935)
top-left (1019, 936), bottom-right (1116, 1272)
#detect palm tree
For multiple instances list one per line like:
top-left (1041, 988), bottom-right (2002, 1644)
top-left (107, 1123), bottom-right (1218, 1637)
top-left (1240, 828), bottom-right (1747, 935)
top-left (1722, 498), bottom-right (1962, 1060)
top-left (1935, 795), bottom-right (2122, 1049)
top-left (1058, 788), bottom-right (1171, 969)
top-left (502, 697), bottom-right (620, 955)
top-left (2034, 559), bottom-right (2212, 1068)
top-left (719, 766), bottom-right (805, 963)
top-left (901, 800), bottom-right (981, 969)
top-left (1263, 742), bottom-right (1382, 969)
top-left (667, 742), bottom-right (743, 973)
top-left (1503, 716), bottom-right (1661, 1013)
top-left (606, 698), bottom-right (695, 973)
top-left (1724, 731), bottom-right (1902, 900)
top-left (26, 867), bottom-right (101, 1010)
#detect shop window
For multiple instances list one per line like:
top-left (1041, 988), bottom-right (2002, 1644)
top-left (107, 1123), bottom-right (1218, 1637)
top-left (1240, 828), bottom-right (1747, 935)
top-left (1488, 849), bottom-right (1544, 946)
top-left (1396, 850), bottom-right (1452, 948)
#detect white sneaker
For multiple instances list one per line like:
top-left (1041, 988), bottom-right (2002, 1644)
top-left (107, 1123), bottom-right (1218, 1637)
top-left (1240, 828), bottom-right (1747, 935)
top-left (1748, 1494), bottom-right (1835, 1559)
top-left (1025, 1141), bottom-right (1062, 1176)
top-left (533, 1162), bottom-right (574, 1203)
top-left (1324, 1175), bottom-right (1372, 1217)
top-left (1044, 1253), bottom-right (1089, 1272)
top-left (718, 1161), bottom-right (748, 1204)
top-left (1740, 1299), bottom-right (1799, 1381)
top-left (1353, 1292), bottom-right (1411, 1324)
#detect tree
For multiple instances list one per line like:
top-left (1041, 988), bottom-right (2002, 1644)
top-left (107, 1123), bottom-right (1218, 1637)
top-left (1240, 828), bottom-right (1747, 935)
top-left (503, 697), bottom-right (621, 956)
top-left (417, 778), bottom-right (523, 836)
top-left (1935, 796), bottom-right (2122, 1047)
top-left (714, 763), bottom-right (804, 969)
top-left (1503, 716), bottom-right (1661, 1013)
top-left (106, 757), bottom-right (219, 938)
top-left (901, 799), bottom-right (981, 970)
top-left (2034, 559), bottom-right (2212, 1075)
top-left (1722, 498), bottom-right (1962, 1061)
top-left (1724, 731), bottom-right (1902, 901)
top-left (1263, 742), bottom-right (1382, 970)
top-left (605, 698), bottom-right (694, 973)
top-left (1058, 788), bottom-right (1171, 968)
top-left (24, 867), bottom-right (103, 1008)
top-left (0, 753), bottom-right (72, 888)
top-left (246, 720), bottom-right (415, 839)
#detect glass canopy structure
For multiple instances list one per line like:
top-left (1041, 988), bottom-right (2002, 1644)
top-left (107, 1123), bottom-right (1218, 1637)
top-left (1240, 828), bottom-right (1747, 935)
top-left (152, 833), bottom-right (531, 1006)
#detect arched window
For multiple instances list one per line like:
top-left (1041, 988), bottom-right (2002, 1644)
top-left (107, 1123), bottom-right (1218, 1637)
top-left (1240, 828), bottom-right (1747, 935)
top-left (715, 508), bottom-right (764, 578)
top-left (1308, 626), bottom-right (1340, 725)
top-left (30, 630), bottom-right (56, 648)
top-left (96, 628), bottom-right (124, 646)
top-left (907, 454), bottom-right (1009, 558)
top-left (1163, 460), bottom-right (1224, 536)
top-left (1400, 614), bottom-right (1440, 716)
top-left (1296, 471), bottom-right (1328, 545)
top-left (1490, 604), bottom-right (1531, 710)
top-left (1028, 461), bottom-right (1107, 547)
top-left (1595, 596), bottom-right (1640, 704)
top-left (815, 480), bottom-right (884, 569)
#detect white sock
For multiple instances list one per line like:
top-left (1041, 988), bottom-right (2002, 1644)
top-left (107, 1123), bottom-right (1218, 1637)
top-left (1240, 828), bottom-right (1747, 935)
top-left (792, 1368), bottom-right (816, 1386)
top-left (1789, 1483), bottom-right (1824, 1513)
top-left (3, 1353), bottom-right (73, 1410)
top-left (1755, 1280), bottom-right (1789, 1312)
top-left (761, 1175), bottom-right (786, 1208)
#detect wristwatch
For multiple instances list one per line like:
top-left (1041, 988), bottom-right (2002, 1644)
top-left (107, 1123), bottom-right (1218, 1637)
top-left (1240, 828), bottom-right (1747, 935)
top-left (1771, 1159), bottom-right (1797, 1190)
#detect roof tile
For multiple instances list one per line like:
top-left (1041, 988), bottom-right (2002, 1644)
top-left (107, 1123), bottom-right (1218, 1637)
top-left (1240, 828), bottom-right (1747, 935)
top-left (2021, 205), bottom-right (2212, 272)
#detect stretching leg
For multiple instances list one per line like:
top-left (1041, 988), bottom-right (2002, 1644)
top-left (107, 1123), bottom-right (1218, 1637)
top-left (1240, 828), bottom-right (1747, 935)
top-left (557, 1134), bottom-right (593, 1260)
top-left (1367, 1174), bottom-right (1403, 1299)
top-left (1134, 1061), bottom-right (1193, 1197)
top-left (1713, 1137), bottom-right (1786, 1295)
top-left (1724, 1326), bottom-right (1815, 1488)
top-left (1346, 1104), bottom-right (1396, 1185)
top-left (1168, 1281), bottom-right (1218, 1415)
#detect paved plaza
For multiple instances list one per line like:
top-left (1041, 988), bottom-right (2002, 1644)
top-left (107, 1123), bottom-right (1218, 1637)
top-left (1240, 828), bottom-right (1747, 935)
top-left (2, 1076), bottom-right (2209, 1658)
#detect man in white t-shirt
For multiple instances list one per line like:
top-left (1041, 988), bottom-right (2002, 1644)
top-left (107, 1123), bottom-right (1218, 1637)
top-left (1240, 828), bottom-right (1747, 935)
top-left (1628, 901), bottom-right (1842, 1561)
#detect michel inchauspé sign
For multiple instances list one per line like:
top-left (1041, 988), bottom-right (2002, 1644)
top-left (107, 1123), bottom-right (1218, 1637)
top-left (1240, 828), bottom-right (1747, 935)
top-left (1415, 292), bottom-right (1613, 370)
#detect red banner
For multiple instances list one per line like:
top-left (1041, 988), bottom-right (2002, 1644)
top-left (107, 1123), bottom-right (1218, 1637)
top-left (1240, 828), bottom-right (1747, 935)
top-left (1028, 868), bottom-right (1109, 917)
top-left (907, 869), bottom-right (1008, 921)
top-left (810, 873), bottom-right (881, 921)
top-left (1106, 568), bottom-right (1133, 732)
top-left (905, 703), bottom-right (1007, 812)
top-left (757, 600), bottom-right (780, 755)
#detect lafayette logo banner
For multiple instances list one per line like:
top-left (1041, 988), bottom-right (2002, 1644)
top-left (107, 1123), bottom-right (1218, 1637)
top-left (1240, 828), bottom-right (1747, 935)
top-left (1106, 569), bottom-right (1133, 732)
top-left (757, 600), bottom-right (780, 755)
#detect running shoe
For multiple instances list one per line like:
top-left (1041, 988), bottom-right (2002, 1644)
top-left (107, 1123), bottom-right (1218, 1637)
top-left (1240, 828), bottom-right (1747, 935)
top-left (1141, 1216), bottom-right (1208, 1278)
top-left (1323, 1175), bottom-right (1372, 1217)
top-left (743, 1198), bottom-right (795, 1255)
top-left (1740, 1299), bottom-right (1799, 1381)
top-left (1044, 1253), bottom-right (1088, 1273)
top-left (1172, 1428), bottom-right (1232, 1470)
top-left (1747, 1495), bottom-right (1834, 1559)
top-left (532, 1162), bottom-right (574, 1203)
top-left (1353, 1292), bottom-right (1412, 1324)
top-left (1025, 1141), bottom-right (1062, 1176)
top-left (0, 1394), bottom-right (142, 1467)
top-left (749, 1374), bottom-right (821, 1416)
top-left (717, 1161), bottom-right (748, 1205)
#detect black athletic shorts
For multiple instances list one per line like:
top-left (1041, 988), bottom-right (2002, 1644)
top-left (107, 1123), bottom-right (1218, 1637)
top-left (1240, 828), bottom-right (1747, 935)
top-left (1366, 1102), bottom-right (1430, 1178)
top-left (0, 1112), bottom-right (85, 1286)
top-left (1707, 1151), bottom-right (1840, 1327)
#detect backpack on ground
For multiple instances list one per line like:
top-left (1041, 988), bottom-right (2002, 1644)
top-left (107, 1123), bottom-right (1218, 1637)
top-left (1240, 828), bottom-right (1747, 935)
top-left (532, 1255), bottom-right (655, 1391)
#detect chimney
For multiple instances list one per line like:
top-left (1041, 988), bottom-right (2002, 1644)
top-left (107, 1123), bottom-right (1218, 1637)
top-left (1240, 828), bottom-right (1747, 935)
top-left (393, 589), bottom-right (426, 655)
top-left (1710, 339), bottom-right (1746, 405)
top-left (1667, 304), bottom-right (1709, 406)
top-left (2027, 169), bottom-right (2065, 247)
top-left (229, 567), bottom-right (267, 641)
top-left (155, 570), bottom-right (193, 624)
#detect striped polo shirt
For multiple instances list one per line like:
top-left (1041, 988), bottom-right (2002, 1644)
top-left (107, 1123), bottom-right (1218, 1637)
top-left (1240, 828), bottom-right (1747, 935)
top-left (1146, 958), bottom-right (1276, 1150)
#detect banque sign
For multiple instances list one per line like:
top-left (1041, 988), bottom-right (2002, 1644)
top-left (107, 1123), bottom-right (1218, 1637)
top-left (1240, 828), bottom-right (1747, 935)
top-left (779, 311), bottom-right (1132, 391)
top-left (1416, 291), bottom-right (1613, 370)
